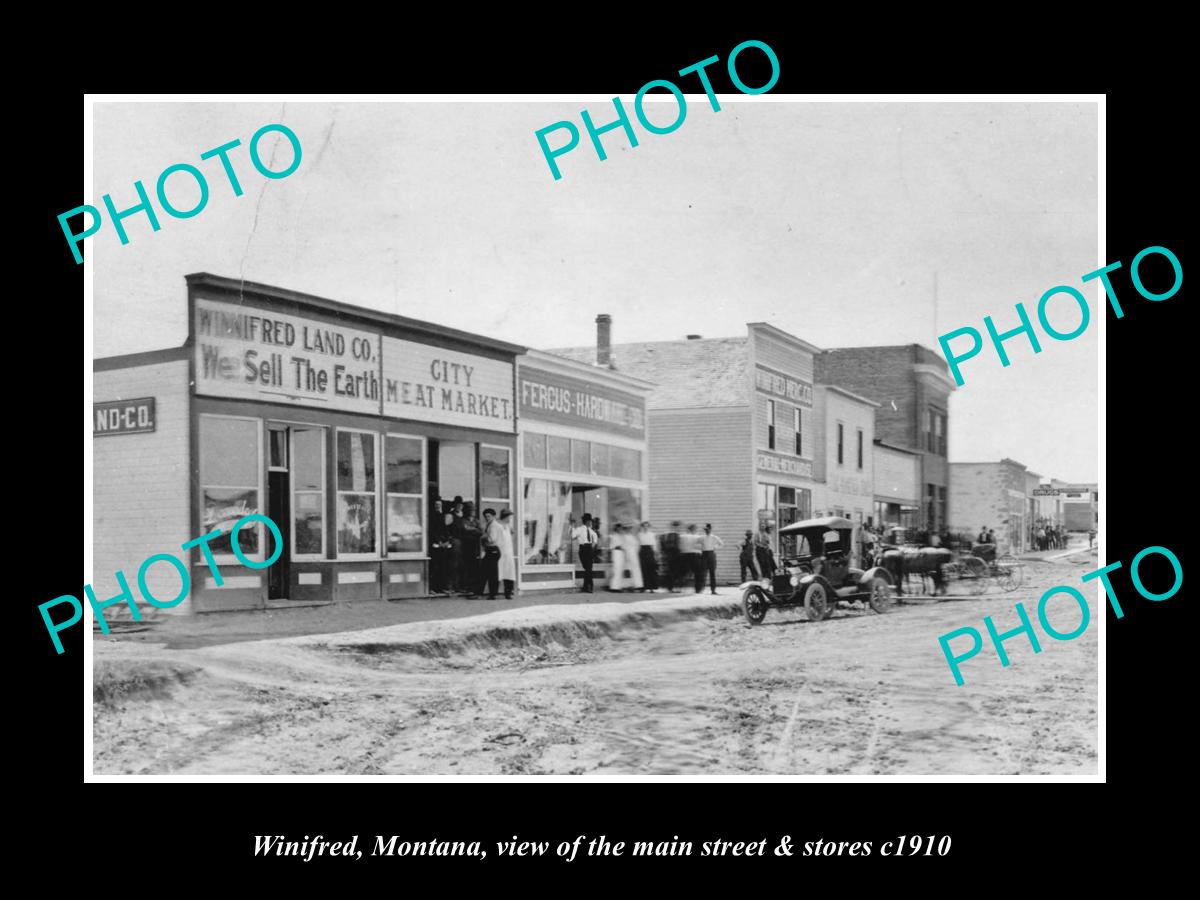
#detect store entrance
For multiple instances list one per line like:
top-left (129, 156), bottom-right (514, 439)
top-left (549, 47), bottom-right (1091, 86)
top-left (266, 424), bottom-right (291, 600)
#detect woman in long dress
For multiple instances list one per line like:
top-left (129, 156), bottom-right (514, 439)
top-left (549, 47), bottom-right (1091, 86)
top-left (497, 509), bottom-right (517, 599)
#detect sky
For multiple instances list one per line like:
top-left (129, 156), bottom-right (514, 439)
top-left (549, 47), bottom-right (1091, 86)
top-left (91, 99), bottom-right (1098, 482)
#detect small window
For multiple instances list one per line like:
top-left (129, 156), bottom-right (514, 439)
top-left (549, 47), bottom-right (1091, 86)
top-left (837, 423), bottom-right (844, 466)
top-left (794, 408), bottom-right (802, 456)
top-left (767, 400), bottom-right (776, 450)
top-left (857, 428), bottom-right (864, 470)
top-left (523, 432), bottom-right (547, 469)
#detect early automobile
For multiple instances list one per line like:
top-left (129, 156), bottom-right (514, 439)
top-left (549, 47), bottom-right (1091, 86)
top-left (740, 516), bottom-right (894, 625)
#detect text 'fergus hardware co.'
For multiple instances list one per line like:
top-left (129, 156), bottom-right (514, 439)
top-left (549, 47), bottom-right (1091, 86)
top-left (57, 123), bottom-right (303, 264)
top-left (937, 245), bottom-right (1183, 386)
top-left (534, 39), bottom-right (780, 181)
top-left (40, 514), bottom-right (283, 654)
top-left (937, 544), bottom-right (1182, 686)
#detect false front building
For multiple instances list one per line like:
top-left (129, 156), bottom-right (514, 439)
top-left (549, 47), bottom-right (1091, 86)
top-left (93, 273), bottom-right (524, 613)
top-left (551, 321), bottom-right (820, 580)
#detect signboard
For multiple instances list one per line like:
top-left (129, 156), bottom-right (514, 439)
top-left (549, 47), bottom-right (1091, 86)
top-left (381, 337), bottom-right (514, 433)
top-left (94, 398), bottom-right (156, 436)
top-left (518, 365), bottom-right (645, 438)
top-left (193, 298), bottom-right (382, 415)
top-left (754, 364), bottom-right (813, 407)
top-left (1033, 488), bottom-right (1061, 496)
top-left (756, 450), bottom-right (813, 479)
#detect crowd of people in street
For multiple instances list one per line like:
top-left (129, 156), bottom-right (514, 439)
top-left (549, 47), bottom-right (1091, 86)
top-left (428, 496), bottom-right (517, 600)
top-left (1032, 523), bottom-right (1067, 551)
top-left (569, 518), bottom-right (730, 596)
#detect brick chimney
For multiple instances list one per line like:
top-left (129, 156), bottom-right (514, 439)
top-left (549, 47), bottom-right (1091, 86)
top-left (596, 314), bottom-right (612, 367)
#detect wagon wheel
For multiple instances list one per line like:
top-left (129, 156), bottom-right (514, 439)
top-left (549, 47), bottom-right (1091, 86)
top-left (868, 576), bottom-right (893, 613)
top-left (995, 556), bottom-right (1023, 592)
top-left (967, 570), bottom-right (989, 595)
top-left (802, 579), bottom-right (830, 622)
top-left (742, 585), bottom-right (769, 626)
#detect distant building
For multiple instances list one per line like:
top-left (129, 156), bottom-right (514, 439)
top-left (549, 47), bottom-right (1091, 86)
top-left (814, 345), bottom-right (955, 532)
top-left (873, 439), bottom-right (922, 531)
top-left (1058, 483), bottom-right (1099, 531)
top-left (551, 321), bottom-right (821, 578)
top-left (949, 458), bottom-right (1037, 554)
top-left (812, 384), bottom-right (877, 524)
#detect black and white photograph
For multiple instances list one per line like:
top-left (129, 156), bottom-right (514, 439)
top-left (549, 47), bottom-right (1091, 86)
top-left (84, 93), bottom-right (1103, 778)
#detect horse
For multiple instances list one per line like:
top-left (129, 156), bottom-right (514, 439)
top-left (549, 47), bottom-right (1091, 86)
top-left (878, 530), bottom-right (952, 597)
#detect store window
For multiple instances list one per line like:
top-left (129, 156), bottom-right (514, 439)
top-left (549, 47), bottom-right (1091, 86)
top-left (522, 479), bottom-right (642, 566)
top-left (291, 425), bottom-right (325, 558)
top-left (199, 415), bottom-right (262, 561)
top-left (481, 445), bottom-right (512, 515)
top-left (385, 435), bottom-right (423, 554)
top-left (571, 439), bottom-right (590, 474)
top-left (548, 436), bottom-right (572, 471)
top-left (767, 400), bottom-right (776, 450)
top-left (336, 429), bottom-right (378, 557)
top-left (590, 442), bottom-right (610, 477)
top-left (523, 432), bottom-right (547, 469)
top-left (610, 446), bottom-right (641, 481)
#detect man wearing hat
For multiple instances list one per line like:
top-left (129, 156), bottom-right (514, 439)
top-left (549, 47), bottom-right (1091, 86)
top-left (460, 501), bottom-right (483, 598)
top-left (570, 513), bottom-right (599, 593)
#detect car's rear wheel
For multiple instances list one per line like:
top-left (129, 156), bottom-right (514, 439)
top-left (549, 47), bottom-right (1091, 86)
top-left (868, 576), bottom-right (893, 613)
top-left (802, 579), bottom-right (831, 622)
top-left (742, 585), bottom-right (768, 626)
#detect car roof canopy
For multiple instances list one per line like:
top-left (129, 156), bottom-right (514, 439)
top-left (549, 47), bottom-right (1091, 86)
top-left (779, 516), bottom-right (856, 534)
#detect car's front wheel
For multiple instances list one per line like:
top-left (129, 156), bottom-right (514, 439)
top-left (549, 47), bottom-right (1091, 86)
top-left (742, 585), bottom-right (769, 626)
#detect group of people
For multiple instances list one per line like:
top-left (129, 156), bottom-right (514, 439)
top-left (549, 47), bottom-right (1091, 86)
top-left (1033, 524), bottom-right (1066, 551)
top-left (569, 517), bottom-right (727, 595)
top-left (429, 496), bottom-right (517, 600)
top-left (738, 530), bottom-right (780, 582)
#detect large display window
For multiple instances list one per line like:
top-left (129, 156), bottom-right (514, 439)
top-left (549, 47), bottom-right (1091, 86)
top-left (385, 434), bottom-right (424, 555)
top-left (336, 428), bottom-right (378, 558)
top-left (522, 478), bottom-right (643, 566)
top-left (199, 414), bottom-right (263, 563)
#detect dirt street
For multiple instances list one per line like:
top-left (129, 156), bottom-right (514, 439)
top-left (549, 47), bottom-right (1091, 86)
top-left (93, 553), bottom-right (1099, 776)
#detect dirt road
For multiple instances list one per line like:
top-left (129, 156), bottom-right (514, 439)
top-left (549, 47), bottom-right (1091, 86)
top-left (93, 554), bottom-right (1098, 776)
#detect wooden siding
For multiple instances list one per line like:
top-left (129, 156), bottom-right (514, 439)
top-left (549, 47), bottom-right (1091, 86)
top-left (648, 407), bottom-right (753, 582)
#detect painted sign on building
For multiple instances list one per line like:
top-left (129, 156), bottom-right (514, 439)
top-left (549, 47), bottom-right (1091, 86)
top-left (518, 365), bottom-right (646, 438)
top-left (193, 298), bottom-right (382, 415)
top-left (381, 337), bottom-right (514, 433)
top-left (94, 397), bottom-right (156, 436)
top-left (755, 364), bottom-right (813, 407)
top-left (756, 449), bottom-right (813, 479)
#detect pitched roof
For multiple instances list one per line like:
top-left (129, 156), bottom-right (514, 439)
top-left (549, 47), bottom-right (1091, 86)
top-left (546, 338), bottom-right (750, 409)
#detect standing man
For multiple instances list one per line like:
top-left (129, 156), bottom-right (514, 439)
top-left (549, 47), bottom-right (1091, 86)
top-left (497, 509), bottom-right (517, 599)
top-left (699, 524), bottom-right (724, 595)
top-left (570, 513), bottom-right (599, 593)
top-left (739, 530), bottom-right (759, 583)
top-left (460, 502), bottom-right (483, 599)
top-left (479, 508), bottom-right (503, 600)
top-left (637, 522), bottom-right (659, 592)
top-left (661, 521), bottom-right (682, 593)
top-left (681, 524), bottom-right (703, 593)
